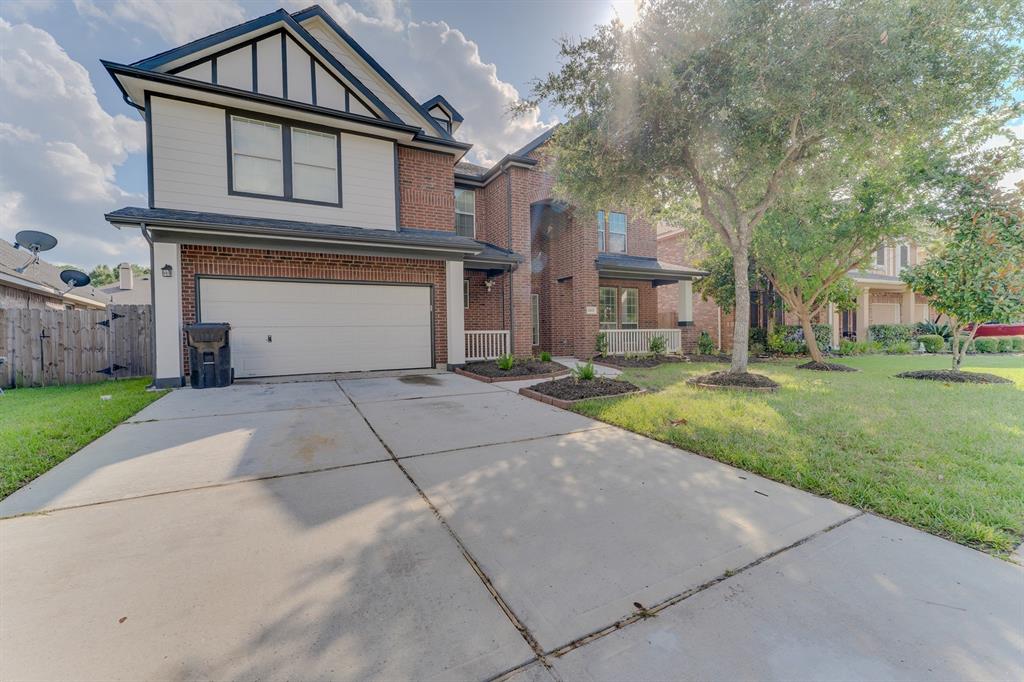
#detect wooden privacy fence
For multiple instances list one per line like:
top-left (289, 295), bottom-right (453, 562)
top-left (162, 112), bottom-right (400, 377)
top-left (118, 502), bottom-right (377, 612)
top-left (0, 305), bottom-right (152, 388)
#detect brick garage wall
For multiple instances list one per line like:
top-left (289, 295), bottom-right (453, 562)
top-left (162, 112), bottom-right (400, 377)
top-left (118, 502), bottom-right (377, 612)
top-left (179, 244), bottom-right (448, 372)
top-left (398, 145), bottom-right (454, 231)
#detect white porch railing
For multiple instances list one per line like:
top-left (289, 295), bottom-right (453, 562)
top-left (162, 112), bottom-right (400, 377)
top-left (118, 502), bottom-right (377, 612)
top-left (604, 328), bottom-right (682, 355)
top-left (465, 330), bottom-right (510, 361)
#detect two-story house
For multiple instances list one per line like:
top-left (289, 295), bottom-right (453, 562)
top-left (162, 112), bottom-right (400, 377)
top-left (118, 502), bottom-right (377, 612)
top-left (104, 5), bottom-right (703, 387)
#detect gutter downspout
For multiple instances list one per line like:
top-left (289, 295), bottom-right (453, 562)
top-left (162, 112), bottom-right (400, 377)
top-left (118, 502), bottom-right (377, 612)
top-left (139, 223), bottom-right (157, 389)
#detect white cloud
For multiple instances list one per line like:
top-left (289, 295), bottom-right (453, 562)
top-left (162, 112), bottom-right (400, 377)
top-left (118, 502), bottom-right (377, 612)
top-left (289, 0), bottom-right (556, 166)
top-left (72, 0), bottom-right (246, 44)
top-left (0, 18), bottom-right (147, 266)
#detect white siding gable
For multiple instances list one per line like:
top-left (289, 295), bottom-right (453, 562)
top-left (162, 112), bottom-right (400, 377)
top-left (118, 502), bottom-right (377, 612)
top-left (168, 31), bottom-right (378, 118)
top-left (149, 96), bottom-right (396, 230)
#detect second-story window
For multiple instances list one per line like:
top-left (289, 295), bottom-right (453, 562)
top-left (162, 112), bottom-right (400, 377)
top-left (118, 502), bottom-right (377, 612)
top-left (455, 188), bottom-right (475, 238)
top-left (229, 114), bottom-right (340, 206)
top-left (597, 210), bottom-right (627, 253)
top-left (899, 244), bottom-right (909, 269)
top-left (875, 246), bottom-right (886, 267)
top-left (231, 116), bottom-right (284, 197)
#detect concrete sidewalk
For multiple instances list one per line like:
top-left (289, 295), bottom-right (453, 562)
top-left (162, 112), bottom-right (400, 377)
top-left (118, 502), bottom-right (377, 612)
top-left (2, 374), bottom-right (1021, 681)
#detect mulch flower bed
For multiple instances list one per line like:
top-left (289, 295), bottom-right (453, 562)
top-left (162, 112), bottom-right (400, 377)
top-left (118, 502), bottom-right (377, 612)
top-left (895, 369), bottom-right (1011, 384)
top-left (592, 355), bottom-right (688, 368)
top-left (456, 360), bottom-right (568, 383)
top-left (797, 361), bottom-right (859, 372)
top-left (688, 371), bottom-right (780, 392)
top-left (687, 354), bottom-right (733, 363)
top-left (520, 377), bottom-right (643, 408)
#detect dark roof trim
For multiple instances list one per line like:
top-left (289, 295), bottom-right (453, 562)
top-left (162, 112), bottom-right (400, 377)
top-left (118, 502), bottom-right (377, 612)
top-left (103, 61), bottom-right (476, 153)
top-left (125, 10), bottom-right (405, 128)
top-left (291, 5), bottom-right (455, 141)
top-left (453, 154), bottom-right (537, 186)
top-left (596, 253), bottom-right (707, 281)
top-left (422, 94), bottom-right (464, 123)
top-left (106, 207), bottom-right (484, 255)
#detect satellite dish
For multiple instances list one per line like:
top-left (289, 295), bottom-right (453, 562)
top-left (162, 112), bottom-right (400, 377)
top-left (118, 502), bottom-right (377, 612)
top-left (14, 230), bottom-right (58, 253)
top-left (13, 230), bottom-right (58, 273)
top-left (60, 269), bottom-right (91, 291)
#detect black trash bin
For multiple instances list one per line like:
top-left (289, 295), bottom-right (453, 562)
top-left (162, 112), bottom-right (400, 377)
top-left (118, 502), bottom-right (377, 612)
top-left (184, 323), bottom-right (232, 388)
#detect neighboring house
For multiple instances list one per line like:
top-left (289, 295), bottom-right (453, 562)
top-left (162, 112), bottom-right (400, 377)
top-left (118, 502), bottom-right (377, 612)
top-left (102, 5), bottom-right (704, 387)
top-left (96, 263), bottom-right (152, 305)
top-left (0, 239), bottom-right (106, 311)
top-left (657, 229), bottom-right (932, 350)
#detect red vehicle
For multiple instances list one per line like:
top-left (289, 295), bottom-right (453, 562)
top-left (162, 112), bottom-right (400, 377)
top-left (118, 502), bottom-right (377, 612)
top-left (966, 322), bottom-right (1024, 337)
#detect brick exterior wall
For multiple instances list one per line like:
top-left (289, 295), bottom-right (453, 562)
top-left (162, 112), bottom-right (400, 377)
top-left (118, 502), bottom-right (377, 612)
top-left (655, 229), bottom-right (731, 352)
top-left (397, 145), bottom-right (454, 231)
top-left (178, 244), bottom-right (449, 372)
top-left (464, 270), bottom-right (508, 331)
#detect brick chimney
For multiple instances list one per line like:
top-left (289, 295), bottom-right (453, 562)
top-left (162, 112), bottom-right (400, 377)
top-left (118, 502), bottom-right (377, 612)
top-left (118, 262), bottom-right (133, 290)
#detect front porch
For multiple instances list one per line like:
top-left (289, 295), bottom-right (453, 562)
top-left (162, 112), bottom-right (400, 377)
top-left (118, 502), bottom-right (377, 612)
top-left (827, 275), bottom-right (931, 346)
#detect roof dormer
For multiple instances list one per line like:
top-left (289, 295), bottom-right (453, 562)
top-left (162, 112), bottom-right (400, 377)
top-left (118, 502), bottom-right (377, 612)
top-left (422, 95), bottom-right (463, 135)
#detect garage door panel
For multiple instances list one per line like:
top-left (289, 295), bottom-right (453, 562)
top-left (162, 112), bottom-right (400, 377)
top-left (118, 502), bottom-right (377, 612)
top-left (199, 278), bottom-right (433, 377)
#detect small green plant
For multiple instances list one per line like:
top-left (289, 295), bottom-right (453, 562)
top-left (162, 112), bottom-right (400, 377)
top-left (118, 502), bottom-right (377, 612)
top-left (974, 338), bottom-right (998, 354)
top-left (915, 321), bottom-right (952, 342)
top-left (595, 332), bottom-right (608, 356)
top-left (1013, 337), bottom-right (1023, 352)
top-left (648, 334), bottom-right (667, 356)
top-left (539, 350), bottom-right (552, 362)
top-left (496, 354), bottom-right (516, 371)
top-left (918, 334), bottom-right (945, 353)
top-left (997, 338), bottom-right (1013, 353)
top-left (781, 340), bottom-right (803, 355)
top-left (837, 339), bottom-right (857, 355)
top-left (571, 360), bottom-right (597, 381)
top-left (885, 340), bottom-right (914, 354)
top-left (697, 330), bottom-right (715, 355)
top-left (749, 341), bottom-right (766, 356)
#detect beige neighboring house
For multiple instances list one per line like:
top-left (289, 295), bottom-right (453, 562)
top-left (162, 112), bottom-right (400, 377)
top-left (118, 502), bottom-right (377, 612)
top-left (840, 242), bottom-right (932, 345)
top-left (96, 263), bottom-right (152, 306)
top-left (0, 239), bottom-right (106, 311)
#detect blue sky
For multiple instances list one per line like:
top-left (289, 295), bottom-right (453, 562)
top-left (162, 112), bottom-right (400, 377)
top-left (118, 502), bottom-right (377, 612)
top-left (1, 0), bottom-right (636, 268)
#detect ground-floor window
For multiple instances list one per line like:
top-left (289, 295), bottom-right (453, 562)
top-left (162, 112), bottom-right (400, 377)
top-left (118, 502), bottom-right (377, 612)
top-left (599, 285), bottom-right (638, 329)
top-left (531, 293), bottom-right (540, 345)
top-left (840, 309), bottom-right (857, 338)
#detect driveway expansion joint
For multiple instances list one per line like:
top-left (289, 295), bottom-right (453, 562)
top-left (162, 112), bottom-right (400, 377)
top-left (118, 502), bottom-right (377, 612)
top-left (542, 510), bottom-right (866, 660)
top-left (337, 381), bottom-right (557, 675)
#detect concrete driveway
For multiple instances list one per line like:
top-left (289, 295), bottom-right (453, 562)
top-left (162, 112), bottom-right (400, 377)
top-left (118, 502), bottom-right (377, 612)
top-left (1, 374), bottom-right (1021, 681)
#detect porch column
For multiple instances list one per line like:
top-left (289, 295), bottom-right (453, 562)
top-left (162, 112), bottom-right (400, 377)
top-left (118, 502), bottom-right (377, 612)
top-left (828, 302), bottom-right (839, 348)
top-left (445, 260), bottom-right (465, 366)
top-left (676, 280), bottom-right (693, 326)
top-left (902, 288), bottom-right (916, 325)
top-left (152, 241), bottom-right (183, 387)
top-left (856, 287), bottom-right (871, 342)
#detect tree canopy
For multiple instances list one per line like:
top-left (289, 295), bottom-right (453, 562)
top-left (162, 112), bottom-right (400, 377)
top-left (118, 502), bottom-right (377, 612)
top-left (518, 0), bottom-right (1024, 372)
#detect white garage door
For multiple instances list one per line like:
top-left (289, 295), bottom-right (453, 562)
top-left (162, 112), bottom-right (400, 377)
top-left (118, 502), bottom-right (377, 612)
top-left (199, 278), bottom-right (432, 378)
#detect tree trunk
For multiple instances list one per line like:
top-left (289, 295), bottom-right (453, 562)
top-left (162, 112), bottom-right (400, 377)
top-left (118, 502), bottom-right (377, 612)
top-left (730, 242), bottom-right (751, 373)
top-left (798, 305), bottom-right (826, 364)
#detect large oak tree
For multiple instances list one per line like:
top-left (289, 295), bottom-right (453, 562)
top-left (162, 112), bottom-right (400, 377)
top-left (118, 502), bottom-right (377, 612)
top-left (517, 0), bottom-right (1023, 373)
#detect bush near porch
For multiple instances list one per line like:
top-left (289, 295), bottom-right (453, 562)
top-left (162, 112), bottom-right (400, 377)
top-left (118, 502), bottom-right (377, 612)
top-left (571, 355), bottom-right (1024, 556)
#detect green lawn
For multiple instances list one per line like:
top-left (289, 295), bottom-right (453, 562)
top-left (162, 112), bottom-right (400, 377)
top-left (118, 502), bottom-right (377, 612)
top-left (573, 354), bottom-right (1024, 556)
top-left (0, 379), bottom-right (166, 500)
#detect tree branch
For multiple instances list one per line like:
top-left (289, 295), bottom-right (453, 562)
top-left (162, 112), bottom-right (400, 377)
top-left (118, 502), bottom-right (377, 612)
top-left (745, 129), bottom-right (825, 229)
top-left (681, 145), bottom-right (734, 246)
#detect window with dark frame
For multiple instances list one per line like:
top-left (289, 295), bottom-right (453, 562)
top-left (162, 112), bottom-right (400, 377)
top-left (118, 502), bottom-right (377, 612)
top-left (455, 188), bottom-right (475, 238)
top-left (596, 210), bottom-right (627, 253)
top-left (899, 244), bottom-right (909, 269)
top-left (228, 113), bottom-right (341, 207)
top-left (875, 246), bottom-right (886, 266)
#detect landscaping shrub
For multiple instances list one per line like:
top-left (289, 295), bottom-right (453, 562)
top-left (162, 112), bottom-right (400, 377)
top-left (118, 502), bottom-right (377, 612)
top-left (648, 334), bottom-right (667, 356)
top-left (539, 350), bottom-right (552, 362)
top-left (918, 334), bottom-right (945, 353)
top-left (750, 341), bottom-right (766, 356)
top-left (974, 338), bottom-right (998, 353)
top-left (496, 354), bottom-right (516, 370)
top-left (997, 338), bottom-right (1013, 353)
top-left (595, 332), bottom-right (608, 356)
top-left (885, 340), bottom-right (914, 354)
top-left (697, 331), bottom-right (715, 355)
top-left (869, 324), bottom-right (914, 346)
top-left (767, 324), bottom-right (832, 354)
top-left (571, 360), bottom-right (597, 381)
top-left (837, 339), bottom-right (857, 355)
top-left (749, 327), bottom-right (768, 346)
top-left (1013, 337), bottom-right (1024, 351)
top-left (914, 321), bottom-right (952, 342)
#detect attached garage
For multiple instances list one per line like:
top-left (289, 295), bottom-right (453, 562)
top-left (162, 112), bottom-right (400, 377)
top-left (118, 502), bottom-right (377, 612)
top-left (198, 277), bottom-right (433, 378)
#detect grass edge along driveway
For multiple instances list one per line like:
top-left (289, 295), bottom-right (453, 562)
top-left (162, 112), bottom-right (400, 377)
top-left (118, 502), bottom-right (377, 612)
top-left (1, 378), bottom-right (166, 500)
top-left (572, 354), bottom-right (1024, 557)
